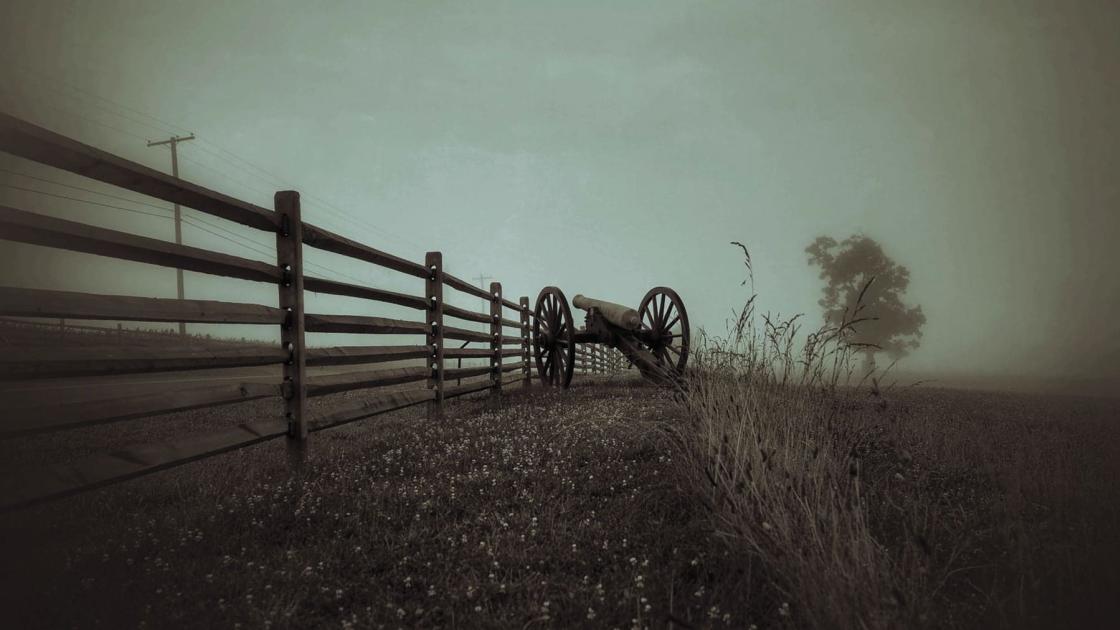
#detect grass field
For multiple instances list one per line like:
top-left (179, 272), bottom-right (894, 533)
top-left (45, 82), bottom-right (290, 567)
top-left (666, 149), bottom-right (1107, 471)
top-left (1, 368), bottom-right (1118, 629)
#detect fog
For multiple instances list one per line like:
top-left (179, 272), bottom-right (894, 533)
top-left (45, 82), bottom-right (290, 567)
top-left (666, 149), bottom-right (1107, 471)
top-left (1, 0), bottom-right (1117, 395)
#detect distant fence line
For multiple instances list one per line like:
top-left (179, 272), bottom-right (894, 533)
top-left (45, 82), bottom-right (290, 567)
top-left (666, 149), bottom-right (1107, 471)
top-left (0, 112), bottom-right (617, 512)
top-left (575, 342), bottom-right (624, 375)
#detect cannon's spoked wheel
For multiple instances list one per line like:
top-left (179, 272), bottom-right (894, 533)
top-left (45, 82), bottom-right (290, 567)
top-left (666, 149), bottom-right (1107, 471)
top-left (533, 286), bottom-right (575, 388)
top-left (638, 287), bottom-right (690, 374)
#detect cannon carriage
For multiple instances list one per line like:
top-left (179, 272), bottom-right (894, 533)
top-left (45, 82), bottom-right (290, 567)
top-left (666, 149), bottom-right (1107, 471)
top-left (532, 286), bottom-right (689, 388)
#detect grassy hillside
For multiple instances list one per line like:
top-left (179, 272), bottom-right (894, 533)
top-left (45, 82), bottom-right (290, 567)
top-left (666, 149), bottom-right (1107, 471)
top-left (1, 374), bottom-right (1117, 629)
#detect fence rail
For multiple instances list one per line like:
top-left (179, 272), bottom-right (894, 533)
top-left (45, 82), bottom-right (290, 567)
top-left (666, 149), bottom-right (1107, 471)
top-left (0, 112), bottom-right (546, 512)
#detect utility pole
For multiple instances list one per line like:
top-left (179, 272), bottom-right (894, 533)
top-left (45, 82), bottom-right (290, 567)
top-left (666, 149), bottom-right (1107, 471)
top-left (147, 133), bottom-right (195, 335)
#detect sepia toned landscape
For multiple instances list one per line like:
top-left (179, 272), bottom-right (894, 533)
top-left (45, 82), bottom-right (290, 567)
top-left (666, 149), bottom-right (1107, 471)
top-left (1, 1), bottom-right (1118, 629)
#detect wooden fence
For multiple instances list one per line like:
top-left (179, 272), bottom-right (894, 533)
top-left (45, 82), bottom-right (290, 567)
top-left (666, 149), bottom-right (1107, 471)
top-left (575, 342), bottom-right (626, 375)
top-left (0, 112), bottom-right (542, 511)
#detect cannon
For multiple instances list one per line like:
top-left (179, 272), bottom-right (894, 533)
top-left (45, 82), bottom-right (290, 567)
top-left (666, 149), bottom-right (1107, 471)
top-left (532, 286), bottom-right (690, 388)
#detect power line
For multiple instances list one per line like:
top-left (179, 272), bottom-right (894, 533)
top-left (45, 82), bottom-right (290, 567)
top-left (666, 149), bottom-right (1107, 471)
top-left (4, 75), bottom-right (498, 288)
top-left (0, 167), bottom-right (176, 212)
top-left (1, 168), bottom-right (273, 252)
top-left (7, 64), bottom-right (191, 137)
top-left (19, 72), bottom-right (432, 254)
top-left (0, 168), bottom-right (356, 279)
top-left (0, 89), bottom-right (152, 144)
top-left (0, 180), bottom-right (365, 285)
top-left (0, 183), bottom-right (172, 221)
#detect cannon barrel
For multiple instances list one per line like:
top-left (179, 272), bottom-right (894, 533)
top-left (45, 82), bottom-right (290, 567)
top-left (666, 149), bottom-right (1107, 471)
top-left (572, 294), bottom-right (642, 331)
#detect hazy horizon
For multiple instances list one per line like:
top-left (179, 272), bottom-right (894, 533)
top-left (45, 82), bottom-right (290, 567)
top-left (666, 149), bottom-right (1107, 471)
top-left (2, 0), bottom-right (1117, 397)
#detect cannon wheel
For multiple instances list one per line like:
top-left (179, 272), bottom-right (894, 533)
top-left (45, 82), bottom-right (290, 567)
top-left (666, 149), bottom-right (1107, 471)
top-left (533, 286), bottom-right (575, 388)
top-left (638, 287), bottom-right (690, 374)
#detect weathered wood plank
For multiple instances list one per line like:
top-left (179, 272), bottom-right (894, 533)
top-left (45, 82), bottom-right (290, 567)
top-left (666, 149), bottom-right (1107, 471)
top-left (305, 345), bottom-right (429, 366)
top-left (301, 222), bottom-right (428, 279)
top-left (442, 272), bottom-right (490, 300)
top-left (443, 347), bottom-right (495, 359)
top-left (442, 325), bottom-right (492, 344)
top-left (490, 282), bottom-right (502, 402)
top-left (0, 381), bottom-right (282, 438)
top-left (442, 347), bottom-right (521, 359)
top-left (425, 252), bottom-right (444, 420)
top-left (443, 379), bottom-right (492, 399)
top-left (442, 303), bottom-right (490, 325)
top-left (0, 112), bottom-right (279, 232)
top-left (443, 365), bottom-right (492, 381)
top-left (304, 313), bottom-right (428, 335)
top-left (501, 361), bottom-right (526, 373)
top-left (308, 387), bottom-right (435, 433)
top-left (275, 190), bottom-right (307, 442)
top-left (306, 366), bottom-right (429, 397)
top-left (0, 286), bottom-right (285, 324)
top-left (520, 296), bottom-right (531, 386)
top-left (0, 205), bottom-right (280, 283)
top-left (0, 346), bottom-right (287, 380)
top-left (0, 418), bottom-right (288, 511)
top-left (304, 276), bottom-right (427, 310)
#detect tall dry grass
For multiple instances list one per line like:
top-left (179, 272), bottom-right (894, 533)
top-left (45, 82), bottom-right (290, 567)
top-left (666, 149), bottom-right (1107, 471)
top-left (662, 272), bottom-right (946, 628)
top-left (663, 250), bottom-right (1120, 629)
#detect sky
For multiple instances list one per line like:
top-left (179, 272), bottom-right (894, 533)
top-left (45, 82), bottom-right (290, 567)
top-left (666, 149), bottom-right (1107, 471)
top-left (1, 0), bottom-right (1117, 394)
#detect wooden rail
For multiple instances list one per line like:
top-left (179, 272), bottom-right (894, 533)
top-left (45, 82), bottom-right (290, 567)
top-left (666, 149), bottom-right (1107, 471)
top-left (0, 112), bottom-right (538, 512)
top-left (2, 381), bottom-right (283, 438)
top-left (0, 345), bottom-right (289, 380)
top-left (0, 287), bottom-right (285, 324)
top-left (0, 111), bottom-right (278, 231)
top-left (0, 204), bottom-right (280, 283)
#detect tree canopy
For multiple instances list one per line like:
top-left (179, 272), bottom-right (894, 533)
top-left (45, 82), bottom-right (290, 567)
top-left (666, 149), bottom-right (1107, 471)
top-left (806, 234), bottom-right (926, 362)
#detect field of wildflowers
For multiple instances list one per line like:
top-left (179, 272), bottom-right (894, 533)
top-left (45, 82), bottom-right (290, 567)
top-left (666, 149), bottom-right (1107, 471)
top-left (1, 377), bottom-right (763, 629)
top-left (1, 356), bottom-right (1117, 628)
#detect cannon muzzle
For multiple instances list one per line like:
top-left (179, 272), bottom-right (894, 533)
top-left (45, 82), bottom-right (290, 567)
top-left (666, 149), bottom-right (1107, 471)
top-left (572, 294), bottom-right (642, 331)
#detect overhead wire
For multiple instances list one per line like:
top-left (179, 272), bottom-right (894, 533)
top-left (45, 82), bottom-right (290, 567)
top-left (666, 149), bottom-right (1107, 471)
top-left (7, 68), bottom-right (441, 257)
top-left (0, 177), bottom-right (367, 285)
top-left (3, 70), bottom-right (499, 292)
top-left (0, 89), bottom-right (151, 144)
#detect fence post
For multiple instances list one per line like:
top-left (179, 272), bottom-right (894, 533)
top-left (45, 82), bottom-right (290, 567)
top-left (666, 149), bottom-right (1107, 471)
top-left (275, 191), bottom-right (307, 456)
top-left (425, 252), bottom-right (444, 420)
top-left (490, 282), bottom-right (502, 405)
top-left (519, 296), bottom-right (531, 387)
